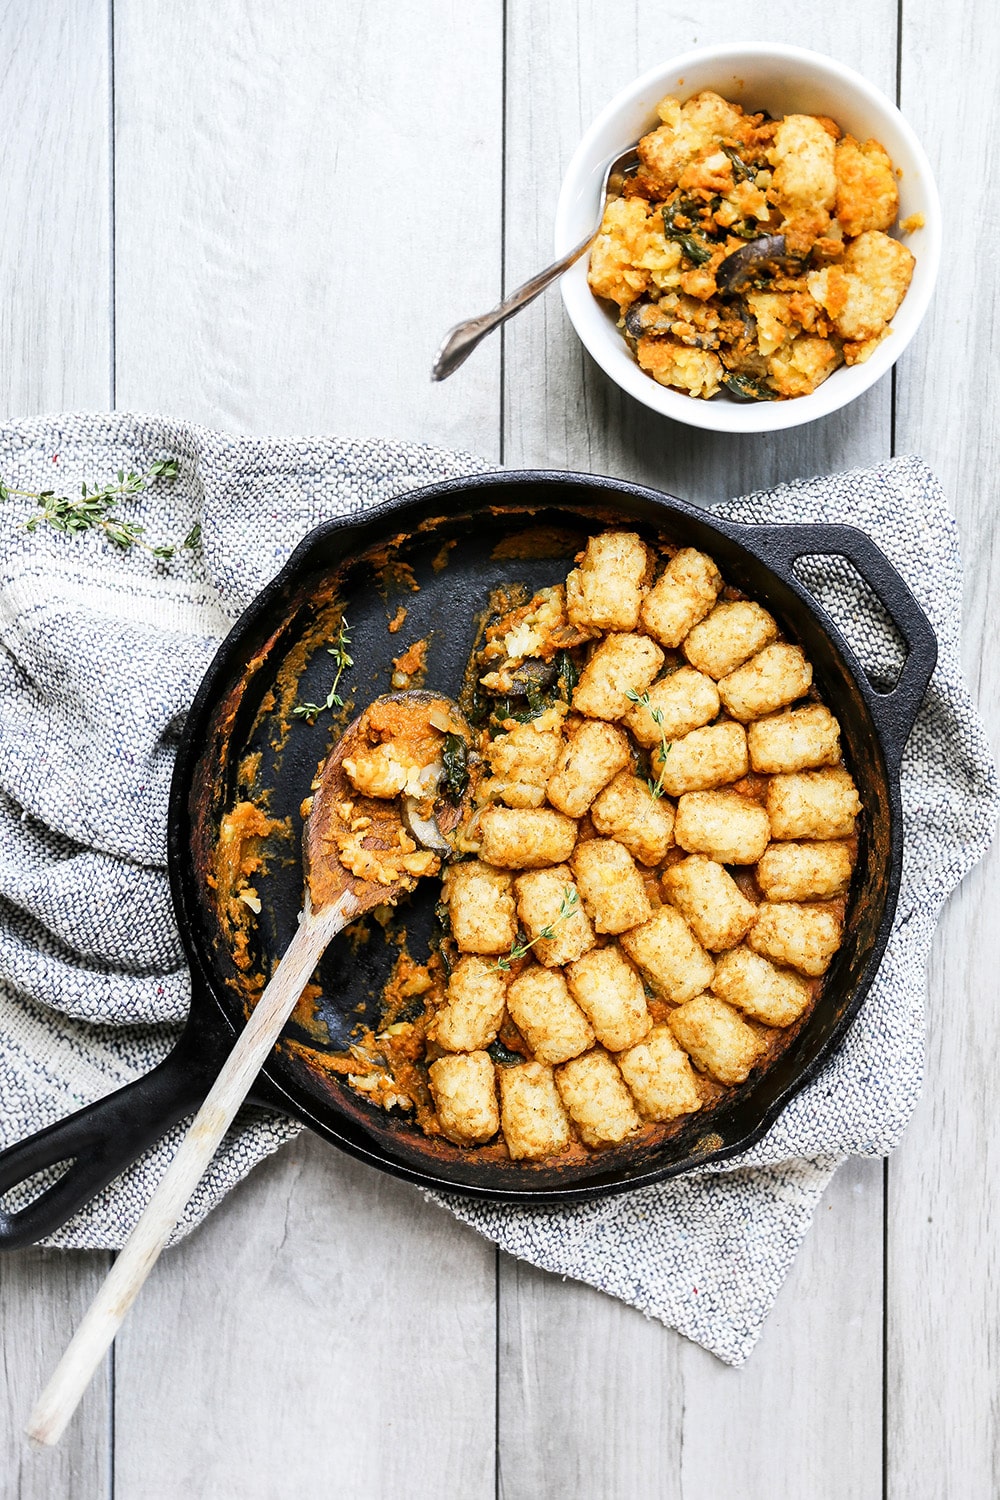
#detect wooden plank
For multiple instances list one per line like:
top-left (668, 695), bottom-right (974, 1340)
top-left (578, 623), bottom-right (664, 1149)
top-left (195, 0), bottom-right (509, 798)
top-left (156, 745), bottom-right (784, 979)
top-left (113, 0), bottom-right (502, 456)
top-left (0, 1250), bottom-right (113, 1499)
top-left (0, 0), bottom-right (111, 418)
top-left (887, 3), bottom-right (1000, 1493)
top-left (498, 5), bottom-right (894, 1496)
top-left (499, 1161), bottom-right (883, 1500)
top-left (114, 1135), bottom-right (497, 1500)
top-left (111, 3), bottom-right (502, 1495)
top-left (0, 2), bottom-right (113, 1493)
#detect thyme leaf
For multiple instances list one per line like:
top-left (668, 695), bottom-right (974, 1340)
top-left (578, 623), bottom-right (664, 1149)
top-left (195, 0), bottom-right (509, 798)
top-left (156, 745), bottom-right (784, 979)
top-left (0, 457), bottom-right (184, 560)
top-left (491, 887), bottom-right (580, 972)
top-left (625, 688), bottom-right (672, 798)
top-left (292, 617), bottom-right (354, 722)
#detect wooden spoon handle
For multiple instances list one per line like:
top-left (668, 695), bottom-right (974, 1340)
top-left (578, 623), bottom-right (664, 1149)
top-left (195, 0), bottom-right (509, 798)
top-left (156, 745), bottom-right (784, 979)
top-left (26, 893), bottom-right (353, 1447)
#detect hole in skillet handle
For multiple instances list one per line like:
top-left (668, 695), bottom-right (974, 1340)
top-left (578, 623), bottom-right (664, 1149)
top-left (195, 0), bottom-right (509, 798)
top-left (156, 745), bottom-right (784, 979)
top-left (751, 522), bottom-right (938, 768)
top-left (792, 554), bottom-right (907, 694)
top-left (0, 1158), bottom-right (78, 1215)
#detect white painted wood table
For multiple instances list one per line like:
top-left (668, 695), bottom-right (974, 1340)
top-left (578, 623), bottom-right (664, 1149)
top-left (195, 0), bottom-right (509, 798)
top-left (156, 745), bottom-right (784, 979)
top-left (1, 3), bottom-right (997, 1496)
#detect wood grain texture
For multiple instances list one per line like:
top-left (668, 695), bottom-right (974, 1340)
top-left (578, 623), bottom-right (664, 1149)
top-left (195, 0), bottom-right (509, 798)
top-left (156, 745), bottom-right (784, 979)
top-left (114, 1135), bottom-right (497, 1500)
top-left (113, 0), bottom-right (503, 458)
top-left (498, 1160), bottom-right (883, 1500)
top-left (0, 1251), bottom-right (111, 1499)
top-left (498, 5), bottom-right (895, 1497)
top-left (0, 0), bottom-right (111, 418)
top-left (0, 2), bottom-right (112, 1491)
top-left (0, 0), bottom-right (997, 1494)
top-left (887, 3), bottom-right (1000, 1494)
top-left (109, 5), bottom-right (501, 1496)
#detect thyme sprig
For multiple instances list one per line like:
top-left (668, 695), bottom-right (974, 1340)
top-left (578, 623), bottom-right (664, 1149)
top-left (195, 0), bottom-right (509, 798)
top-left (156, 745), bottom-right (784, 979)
top-left (625, 688), bottom-right (672, 798)
top-left (0, 457), bottom-right (193, 560)
top-left (491, 886), bottom-right (580, 973)
top-left (293, 617), bottom-right (354, 721)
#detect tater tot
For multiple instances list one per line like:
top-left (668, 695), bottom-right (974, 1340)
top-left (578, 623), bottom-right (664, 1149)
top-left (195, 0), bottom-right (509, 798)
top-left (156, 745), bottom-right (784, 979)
top-left (640, 548), bottom-right (722, 647)
top-left (662, 855), bottom-right (758, 952)
top-left (591, 770), bottom-right (675, 865)
top-left (668, 993), bottom-right (764, 1085)
top-left (428, 1052), bottom-right (500, 1145)
top-left (443, 861), bottom-right (518, 955)
top-left (505, 964), bottom-right (595, 1064)
top-left (429, 955), bottom-right (507, 1052)
top-left (710, 945), bottom-right (813, 1027)
top-left (617, 1024), bottom-right (703, 1120)
top-left (555, 1049), bottom-right (640, 1146)
top-left (566, 944), bottom-right (651, 1051)
top-left (620, 905), bottom-right (715, 1002)
top-left (756, 840), bottom-right (853, 901)
top-left (514, 866), bottom-right (595, 968)
top-left (571, 838), bottom-right (653, 934)
top-left (682, 601), bottom-right (779, 679)
top-left (498, 1061), bottom-right (571, 1160)
top-left (673, 790), bottom-right (770, 864)
top-left (748, 901), bottom-right (843, 976)
top-left (546, 719), bottom-right (631, 818)
top-left (835, 134), bottom-right (899, 237)
top-left (622, 666), bottom-right (720, 745)
top-left (565, 531), bottom-right (651, 631)
top-left (572, 632), bottom-right (664, 720)
top-left (767, 767), bottom-right (861, 840)
top-left (654, 721), bottom-right (748, 797)
top-left (717, 643), bottom-right (813, 722)
top-left (747, 703), bottom-right (841, 774)
top-left (478, 806), bottom-right (578, 868)
top-left (487, 717), bottom-right (565, 808)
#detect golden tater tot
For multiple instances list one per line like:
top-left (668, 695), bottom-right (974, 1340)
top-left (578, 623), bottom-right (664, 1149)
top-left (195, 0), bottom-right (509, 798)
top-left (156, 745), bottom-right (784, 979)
top-left (668, 994), bottom-right (764, 1085)
top-left (566, 531), bottom-right (651, 631)
top-left (640, 549), bottom-right (722, 647)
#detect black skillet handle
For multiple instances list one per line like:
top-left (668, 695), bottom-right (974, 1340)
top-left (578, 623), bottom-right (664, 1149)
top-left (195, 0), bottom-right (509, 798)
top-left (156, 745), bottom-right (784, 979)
top-left (749, 522), bottom-right (938, 768)
top-left (0, 1000), bottom-right (230, 1252)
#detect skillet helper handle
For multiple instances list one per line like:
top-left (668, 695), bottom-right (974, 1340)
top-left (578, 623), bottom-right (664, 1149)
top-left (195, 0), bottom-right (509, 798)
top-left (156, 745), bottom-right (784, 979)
top-left (26, 892), bottom-right (353, 1450)
top-left (0, 1016), bottom-right (223, 1253)
top-left (753, 522), bottom-right (938, 768)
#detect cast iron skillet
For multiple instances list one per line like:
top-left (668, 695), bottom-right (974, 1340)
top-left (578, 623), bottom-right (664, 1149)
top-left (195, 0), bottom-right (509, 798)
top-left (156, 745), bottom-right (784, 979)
top-left (0, 472), bottom-right (937, 1248)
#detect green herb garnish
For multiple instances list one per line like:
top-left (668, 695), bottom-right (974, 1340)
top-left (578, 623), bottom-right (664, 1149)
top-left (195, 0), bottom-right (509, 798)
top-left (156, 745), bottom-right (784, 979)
top-left (293, 616), bottom-right (354, 722)
top-left (625, 688), bottom-right (672, 798)
top-left (491, 887), bottom-right (580, 972)
top-left (0, 457), bottom-right (188, 559)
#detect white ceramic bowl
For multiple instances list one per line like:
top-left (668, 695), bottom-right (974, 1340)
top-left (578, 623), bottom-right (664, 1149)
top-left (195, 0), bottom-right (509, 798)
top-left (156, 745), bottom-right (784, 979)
top-left (556, 44), bottom-right (941, 433)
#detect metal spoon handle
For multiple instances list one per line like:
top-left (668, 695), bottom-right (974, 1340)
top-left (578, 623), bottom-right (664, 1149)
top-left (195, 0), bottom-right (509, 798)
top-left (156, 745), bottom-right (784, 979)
top-left (431, 230), bottom-right (595, 381)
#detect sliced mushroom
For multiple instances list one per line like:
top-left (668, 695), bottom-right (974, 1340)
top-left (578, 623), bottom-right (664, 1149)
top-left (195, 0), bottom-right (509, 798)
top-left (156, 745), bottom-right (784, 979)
top-left (624, 301), bottom-right (674, 340)
top-left (716, 235), bottom-right (794, 294)
top-left (506, 657), bottom-right (558, 698)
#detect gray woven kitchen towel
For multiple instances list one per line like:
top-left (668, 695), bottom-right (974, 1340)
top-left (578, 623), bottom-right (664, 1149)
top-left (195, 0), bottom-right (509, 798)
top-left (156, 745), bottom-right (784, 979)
top-left (0, 413), bottom-right (994, 1366)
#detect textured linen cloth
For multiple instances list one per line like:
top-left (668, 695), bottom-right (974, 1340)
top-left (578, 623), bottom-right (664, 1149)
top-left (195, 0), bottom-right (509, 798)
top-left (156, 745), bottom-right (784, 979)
top-left (0, 413), bottom-right (994, 1366)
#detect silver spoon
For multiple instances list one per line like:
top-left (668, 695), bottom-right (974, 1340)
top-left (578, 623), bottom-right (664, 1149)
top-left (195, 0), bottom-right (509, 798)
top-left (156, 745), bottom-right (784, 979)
top-left (430, 144), bottom-right (640, 382)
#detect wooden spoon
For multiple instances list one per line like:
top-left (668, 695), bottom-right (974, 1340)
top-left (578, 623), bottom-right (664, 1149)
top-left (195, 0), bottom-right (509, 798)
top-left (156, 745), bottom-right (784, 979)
top-left (27, 690), bottom-right (470, 1446)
